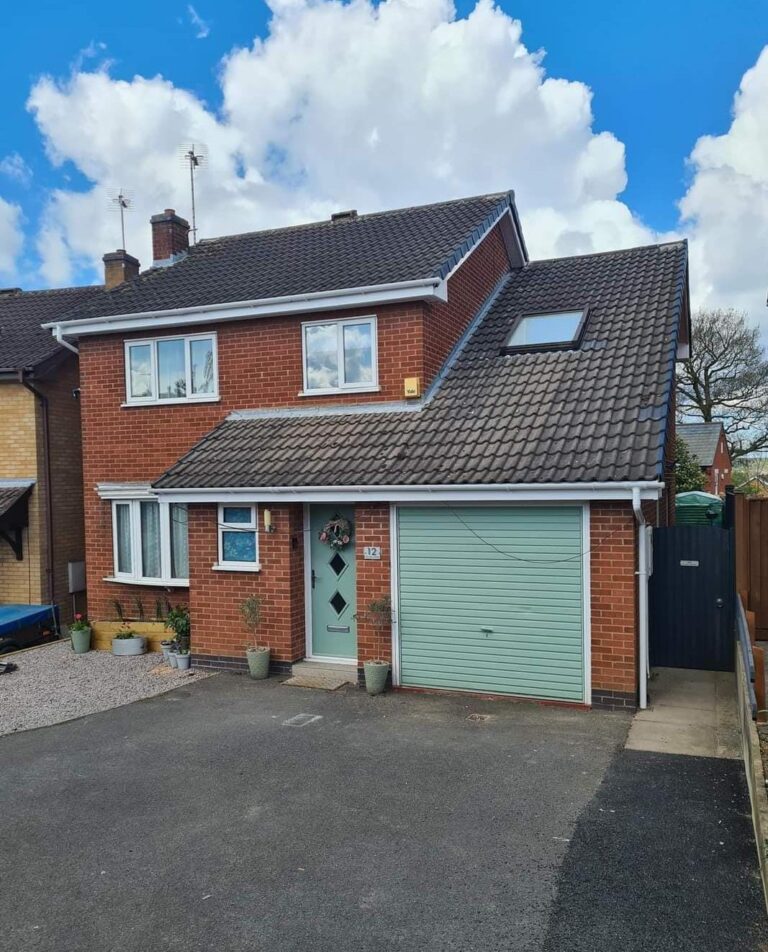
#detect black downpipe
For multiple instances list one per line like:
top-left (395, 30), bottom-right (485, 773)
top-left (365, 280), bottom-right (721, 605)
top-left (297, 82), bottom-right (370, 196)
top-left (19, 371), bottom-right (55, 607)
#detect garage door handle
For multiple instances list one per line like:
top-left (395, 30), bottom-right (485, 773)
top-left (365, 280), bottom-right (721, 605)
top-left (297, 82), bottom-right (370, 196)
top-left (481, 627), bottom-right (494, 636)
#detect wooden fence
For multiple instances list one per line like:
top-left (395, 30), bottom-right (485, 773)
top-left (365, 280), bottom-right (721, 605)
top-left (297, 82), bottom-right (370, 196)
top-left (734, 492), bottom-right (768, 721)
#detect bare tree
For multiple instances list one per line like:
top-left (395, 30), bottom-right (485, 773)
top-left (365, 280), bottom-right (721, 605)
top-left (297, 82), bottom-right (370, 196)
top-left (677, 308), bottom-right (768, 460)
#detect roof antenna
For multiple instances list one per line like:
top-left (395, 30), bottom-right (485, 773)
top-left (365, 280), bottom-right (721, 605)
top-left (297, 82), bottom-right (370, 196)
top-left (179, 143), bottom-right (207, 244)
top-left (107, 187), bottom-right (134, 249)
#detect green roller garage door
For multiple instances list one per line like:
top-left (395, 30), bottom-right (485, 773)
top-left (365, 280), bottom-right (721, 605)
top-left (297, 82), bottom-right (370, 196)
top-left (397, 506), bottom-right (586, 701)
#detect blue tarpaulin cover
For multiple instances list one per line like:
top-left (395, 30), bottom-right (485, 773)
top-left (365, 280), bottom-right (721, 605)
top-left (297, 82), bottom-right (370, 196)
top-left (0, 604), bottom-right (56, 636)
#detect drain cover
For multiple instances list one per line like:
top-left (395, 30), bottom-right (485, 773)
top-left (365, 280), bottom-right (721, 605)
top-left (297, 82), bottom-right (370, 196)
top-left (467, 713), bottom-right (490, 723)
top-left (282, 713), bottom-right (323, 727)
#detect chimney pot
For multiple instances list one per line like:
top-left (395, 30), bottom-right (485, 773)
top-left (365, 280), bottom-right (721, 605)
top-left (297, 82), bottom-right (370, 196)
top-left (103, 250), bottom-right (140, 289)
top-left (151, 209), bottom-right (190, 266)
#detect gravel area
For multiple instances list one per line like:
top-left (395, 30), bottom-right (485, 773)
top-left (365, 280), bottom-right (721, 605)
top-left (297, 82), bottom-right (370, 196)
top-left (0, 640), bottom-right (212, 736)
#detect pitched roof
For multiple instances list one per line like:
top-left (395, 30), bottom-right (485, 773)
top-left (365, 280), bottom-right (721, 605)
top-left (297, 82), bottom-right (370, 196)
top-left (55, 192), bottom-right (520, 323)
top-left (677, 423), bottom-right (724, 467)
top-left (155, 239), bottom-right (688, 490)
top-left (0, 286), bottom-right (103, 372)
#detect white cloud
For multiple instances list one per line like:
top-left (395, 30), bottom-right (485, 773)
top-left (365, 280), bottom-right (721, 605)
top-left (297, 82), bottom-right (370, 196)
top-left (0, 153), bottom-right (32, 187)
top-left (0, 196), bottom-right (23, 279)
top-left (26, 0), bottom-right (653, 284)
top-left (187, 5), bottom-right (210, 40)
top-left (680, 46), bottom-right (768, 332)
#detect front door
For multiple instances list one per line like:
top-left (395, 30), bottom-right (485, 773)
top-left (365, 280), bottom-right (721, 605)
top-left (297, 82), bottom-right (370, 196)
top-left (309, 505), bottom-right (357, 660)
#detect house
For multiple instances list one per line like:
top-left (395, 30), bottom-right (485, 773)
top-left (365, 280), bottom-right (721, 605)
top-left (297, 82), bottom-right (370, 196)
top-left (0, 283), bottom-right (103, 624)
top-left (45, 193), bottom-right (689, 710)
top-left (677, 422), bottom-right (732, 495)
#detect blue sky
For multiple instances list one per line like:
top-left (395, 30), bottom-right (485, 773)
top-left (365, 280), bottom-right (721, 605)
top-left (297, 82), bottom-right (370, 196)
top-left (1, 0), bottom-right (767, 326)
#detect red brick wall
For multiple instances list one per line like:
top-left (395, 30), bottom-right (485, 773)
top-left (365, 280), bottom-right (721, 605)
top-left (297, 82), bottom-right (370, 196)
top-left (36, 356), bottom-right (87, 622)
top-left (354, 503), bottom-right (392, 664)
top-left (80, 228), bottom-right (510, 618)
top-left (423, 224), bottom-right (509, 385)
top-left (187, 502), bottom-right (304, 665)
top-left (704, 432), bottom-right (732, 495)
top-left (590, 501), bottom-right (637, 705)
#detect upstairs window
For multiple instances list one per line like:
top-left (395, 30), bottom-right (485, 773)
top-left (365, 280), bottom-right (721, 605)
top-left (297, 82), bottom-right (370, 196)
top-left (302, 316), bottom-right (377, 394)
top-left (505, 309), bottom-right (587, 352)
top-left (125, 333), bottom-right (218, 405)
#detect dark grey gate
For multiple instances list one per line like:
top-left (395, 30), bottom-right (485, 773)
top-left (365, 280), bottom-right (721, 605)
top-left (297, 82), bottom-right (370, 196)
top-left (649, 525), bottom-right (735, 671)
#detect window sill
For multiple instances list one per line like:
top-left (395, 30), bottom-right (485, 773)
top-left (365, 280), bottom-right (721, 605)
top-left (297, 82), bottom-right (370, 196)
top-left (297, 386), bottom-right (380, 398)
top-left (121, 396), bottom-right (220, 408)
top-left (211, 563), bottom-right (262, 573)
top-left (103, 576), bottom-right (190, 588)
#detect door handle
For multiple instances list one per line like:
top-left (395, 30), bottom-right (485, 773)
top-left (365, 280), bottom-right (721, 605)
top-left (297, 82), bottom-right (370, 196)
top-left (481, 627), bottom-right (494, 636)
top-left (311, 570), bottom-right (318, 589)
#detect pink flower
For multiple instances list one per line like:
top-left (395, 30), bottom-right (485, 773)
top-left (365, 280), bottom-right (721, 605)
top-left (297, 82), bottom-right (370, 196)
top-left (74, 613), bottom-right (82, 621)
top-left (319, 532), bottom-right (327, 542)
top-left (342, 535), bottom-right (349, 544)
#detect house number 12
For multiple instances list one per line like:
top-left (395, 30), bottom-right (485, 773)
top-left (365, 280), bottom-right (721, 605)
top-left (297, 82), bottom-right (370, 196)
top-left (363, 546), bottom-right (381, 560)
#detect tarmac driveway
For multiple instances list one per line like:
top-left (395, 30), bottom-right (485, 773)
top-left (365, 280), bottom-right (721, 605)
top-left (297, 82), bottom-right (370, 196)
top-left (1, 675), bottom-right (766, 951)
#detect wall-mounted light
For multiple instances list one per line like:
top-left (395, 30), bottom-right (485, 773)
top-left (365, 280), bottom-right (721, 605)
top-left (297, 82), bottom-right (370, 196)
top-left (264, 508), bottom-right (276, 533)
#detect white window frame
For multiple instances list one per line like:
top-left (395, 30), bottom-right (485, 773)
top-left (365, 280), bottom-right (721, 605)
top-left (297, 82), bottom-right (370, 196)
top-left (215, 504), bottom-right (261, 572)
top-left (110, 499), bottom-right (189, 586)
top-left (300, 315), bottom-right (378, 395)
top-left (124, 332), bottom-right (219, 406)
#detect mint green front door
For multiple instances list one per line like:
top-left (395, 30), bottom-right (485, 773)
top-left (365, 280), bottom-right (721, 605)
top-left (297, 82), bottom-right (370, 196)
top-left (309, 505), bottom-right (357, 660)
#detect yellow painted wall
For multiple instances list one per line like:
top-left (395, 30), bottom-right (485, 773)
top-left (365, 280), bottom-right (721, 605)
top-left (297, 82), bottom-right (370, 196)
top-left (0, 384), bottom-right (43, 604)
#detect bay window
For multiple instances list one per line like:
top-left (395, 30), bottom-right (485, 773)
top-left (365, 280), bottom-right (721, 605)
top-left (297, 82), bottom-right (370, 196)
top-left (302, 316), bottom-right (377, 394)
top-left (112, 499), bottom-right (189, 585)
top-left (125, 333), bottom-right (217, 405)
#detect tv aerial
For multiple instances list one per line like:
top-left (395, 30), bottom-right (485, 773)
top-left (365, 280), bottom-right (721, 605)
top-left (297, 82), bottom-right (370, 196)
top-left (106, 187), bottom-right (134, 250)
top-left (179, 143), bottom-right (208, 244)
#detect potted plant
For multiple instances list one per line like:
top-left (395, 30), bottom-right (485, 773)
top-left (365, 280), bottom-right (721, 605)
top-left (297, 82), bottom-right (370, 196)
top-left (240, 595), bottom-right (269, 679)
top-left (69, 613), bottom-right (92, 654)
top-left (176, 649), bottom-right (191, 671)
top-left (355, 596), bottom-right (392, 696)
top-left (111, 623), bottom-right (146, 656)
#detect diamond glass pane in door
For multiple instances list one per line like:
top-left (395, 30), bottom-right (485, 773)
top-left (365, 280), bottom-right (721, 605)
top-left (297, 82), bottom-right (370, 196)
top-left (330, 591), bottom-right (348, 615)
top-left (330, 552), bottom-right (346, 576)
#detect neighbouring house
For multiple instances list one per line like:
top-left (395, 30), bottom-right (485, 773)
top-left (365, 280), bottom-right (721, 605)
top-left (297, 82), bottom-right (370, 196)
top-left (677, 422), bottom-right (732, 495)
top-left (44, 193), bottom-right (689, 710)
top-left (0, 283), bottom-right (103, 624)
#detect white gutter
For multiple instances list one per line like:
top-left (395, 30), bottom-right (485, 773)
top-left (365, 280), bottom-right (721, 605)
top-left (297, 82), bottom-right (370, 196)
top-left (43, 277), bottom-right (447, 340)
top-left (54, 325), bottom-right (79, 354)
top-left (632, 486), bottom-right (649, 710)
top-left (152, 481), bottom-right (664, 505)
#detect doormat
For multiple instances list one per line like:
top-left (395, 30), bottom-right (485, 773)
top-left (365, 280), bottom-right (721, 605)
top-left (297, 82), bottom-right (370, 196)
top-left (283, 673), bottom-right (355, 691)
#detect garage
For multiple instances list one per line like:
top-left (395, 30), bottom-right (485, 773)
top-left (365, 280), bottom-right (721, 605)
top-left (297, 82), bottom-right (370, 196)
top-left (396, 506), bottom-right (587, 702)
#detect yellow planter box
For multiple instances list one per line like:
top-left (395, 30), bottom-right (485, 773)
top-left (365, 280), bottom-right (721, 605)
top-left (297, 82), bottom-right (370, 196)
top-left (92, 620), bottom-right (171, 653)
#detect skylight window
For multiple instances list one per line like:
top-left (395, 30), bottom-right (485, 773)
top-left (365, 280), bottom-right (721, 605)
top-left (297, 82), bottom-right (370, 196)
top-left (505, 309), bottom-right (586, 350)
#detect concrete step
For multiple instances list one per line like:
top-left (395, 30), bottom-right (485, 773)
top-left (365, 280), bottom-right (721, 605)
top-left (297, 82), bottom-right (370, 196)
top-left (286, 660), bottom-right (358, 691)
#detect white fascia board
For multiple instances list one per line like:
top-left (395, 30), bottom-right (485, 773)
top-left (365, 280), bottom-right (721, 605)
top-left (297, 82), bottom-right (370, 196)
top-left (97, 482), bottom-right (154, 500)
top-left (153, 481), bottom-right (664, 504)
top-left (44, 278), bottom-right (447, 340)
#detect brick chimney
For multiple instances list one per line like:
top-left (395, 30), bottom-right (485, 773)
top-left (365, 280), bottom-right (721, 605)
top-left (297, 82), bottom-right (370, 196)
top-left (151, 208), bottom-right (190, 267)
top-left (103, 250), bottom-right (140, 289)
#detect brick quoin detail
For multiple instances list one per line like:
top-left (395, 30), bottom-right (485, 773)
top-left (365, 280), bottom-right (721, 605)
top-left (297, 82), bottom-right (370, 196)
top-left (80, 225), bottom-right (510, 623)
top-left (590, 501), bottom-right (638, 702)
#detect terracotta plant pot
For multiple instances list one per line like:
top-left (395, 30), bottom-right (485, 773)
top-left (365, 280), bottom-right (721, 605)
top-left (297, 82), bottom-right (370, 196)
top-left (363, 660), bottom-right (390, 696)
top-left (246, 647), bottom-right (270, 680)
top-left (70, 627), bottom-right (91, 654)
